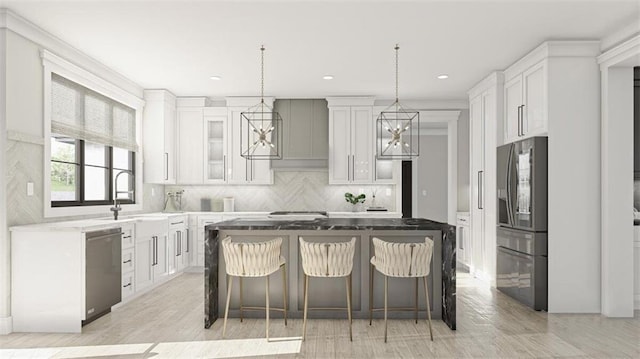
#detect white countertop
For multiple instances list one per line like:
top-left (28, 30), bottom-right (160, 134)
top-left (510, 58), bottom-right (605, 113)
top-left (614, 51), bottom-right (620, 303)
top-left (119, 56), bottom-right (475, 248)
top-left (10, 211), bottom-right (401, 232)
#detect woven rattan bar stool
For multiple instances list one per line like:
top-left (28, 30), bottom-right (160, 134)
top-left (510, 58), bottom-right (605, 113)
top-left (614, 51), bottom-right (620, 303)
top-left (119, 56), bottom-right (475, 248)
top-left (221, 236), bottom-right (288, 339)
top-left (369, 236), bottom-right (434, 342)
top-left (299, 237), bottom-right (357, 341)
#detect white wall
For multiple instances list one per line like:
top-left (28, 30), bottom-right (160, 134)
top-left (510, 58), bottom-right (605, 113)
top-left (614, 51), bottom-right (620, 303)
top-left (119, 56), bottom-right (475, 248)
top-left (415, 135), bottom-right (448, 223)
top-left (457, 110), bottom-right (470, 212)
top-left (547, 57), bottom-right (602, 313)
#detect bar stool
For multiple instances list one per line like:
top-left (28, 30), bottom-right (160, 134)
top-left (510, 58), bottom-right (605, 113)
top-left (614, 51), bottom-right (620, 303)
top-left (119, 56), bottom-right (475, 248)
top-left (369, 237), bottom-right (434, 342)
top-left (299, 237), bottom-right (357, 341)
top-left (221, 236), bottom-right (288, 339)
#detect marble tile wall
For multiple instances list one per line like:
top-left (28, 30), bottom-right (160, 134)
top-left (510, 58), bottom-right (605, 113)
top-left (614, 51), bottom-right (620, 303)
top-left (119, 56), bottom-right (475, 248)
top-left (167, 171), bottom-right (396, 212)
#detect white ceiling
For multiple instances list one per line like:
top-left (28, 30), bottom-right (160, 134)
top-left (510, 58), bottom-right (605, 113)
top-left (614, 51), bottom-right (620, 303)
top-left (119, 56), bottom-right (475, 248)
top-left (2, 0), bottom-right (638, 100)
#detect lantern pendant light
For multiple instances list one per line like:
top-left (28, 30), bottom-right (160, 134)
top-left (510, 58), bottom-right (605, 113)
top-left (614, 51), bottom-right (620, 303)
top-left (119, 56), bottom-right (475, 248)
top-left (376, 44), bottom-right (420, 160)
top-left (240, 45), bottom-right (283, 160)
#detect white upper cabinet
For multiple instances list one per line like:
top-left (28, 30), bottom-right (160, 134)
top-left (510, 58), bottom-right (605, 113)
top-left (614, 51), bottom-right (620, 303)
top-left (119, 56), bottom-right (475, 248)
top-left (504, 76), bottom-right (523, 143)
top-left (143, 90), bottom-right (176, 184)
top-left (351, 107), bottom-right (374, 183)
top-left (329, 107), bottom-right (352, 183)
top-left (203, 108), bottom-right (228, 184)
top-left (327, 97), bottom-right (376, 184)
top-left (522, 61), bottom-right (547, 136)
top-left (176, 106), bottom-right (205, 184)
top-left (504, 58), bottom-right (548, 144)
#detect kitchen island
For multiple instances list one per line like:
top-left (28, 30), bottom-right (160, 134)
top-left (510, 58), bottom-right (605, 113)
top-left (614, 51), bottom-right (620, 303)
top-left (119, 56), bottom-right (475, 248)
top-left (205, 217), bottom-right (456, 330)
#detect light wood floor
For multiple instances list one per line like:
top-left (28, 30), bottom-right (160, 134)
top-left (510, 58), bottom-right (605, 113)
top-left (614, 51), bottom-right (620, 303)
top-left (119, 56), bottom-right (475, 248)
top-left (1, 271), bottom-right (639, 358)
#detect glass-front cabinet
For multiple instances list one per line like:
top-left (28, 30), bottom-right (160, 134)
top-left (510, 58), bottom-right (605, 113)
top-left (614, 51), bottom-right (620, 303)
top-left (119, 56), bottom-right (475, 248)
top-left (203, 108), bottom-right (228, 184)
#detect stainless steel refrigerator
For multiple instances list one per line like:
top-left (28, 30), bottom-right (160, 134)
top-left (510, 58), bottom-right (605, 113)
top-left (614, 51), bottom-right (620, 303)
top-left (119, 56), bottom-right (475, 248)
top-left (496, 136), bottom-right (547, 311)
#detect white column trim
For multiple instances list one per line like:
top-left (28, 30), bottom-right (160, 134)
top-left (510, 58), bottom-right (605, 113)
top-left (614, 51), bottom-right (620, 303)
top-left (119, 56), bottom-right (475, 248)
top-left (0, 28), bottom-right (11, 334)
top-left (599, 34), bottom-right (640, 317)
top-left (448, 116), bottom-right (459, 226)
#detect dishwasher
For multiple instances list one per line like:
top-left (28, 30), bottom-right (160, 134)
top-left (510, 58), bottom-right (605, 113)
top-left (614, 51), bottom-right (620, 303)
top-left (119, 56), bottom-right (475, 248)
top-left (84, 227), bottom-right (122, 325)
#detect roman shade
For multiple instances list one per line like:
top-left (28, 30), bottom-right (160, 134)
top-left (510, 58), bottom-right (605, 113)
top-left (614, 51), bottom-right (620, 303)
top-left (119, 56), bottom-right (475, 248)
top-left (51, 73), bottom-right (137, 151)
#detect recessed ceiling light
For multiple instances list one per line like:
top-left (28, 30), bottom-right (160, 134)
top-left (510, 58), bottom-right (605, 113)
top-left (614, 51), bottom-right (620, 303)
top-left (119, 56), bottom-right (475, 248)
top-left (209, 76), bottom-right (222, 80)
top-left (437, 74), bottom-right (449, 80)
top-left (323, 75), bottom-right (334, 80)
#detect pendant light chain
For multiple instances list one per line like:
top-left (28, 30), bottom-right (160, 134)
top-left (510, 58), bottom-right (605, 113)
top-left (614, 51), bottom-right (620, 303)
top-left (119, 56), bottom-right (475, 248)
top-left (395, 44), bottom-right (399, 103)
top-left (260, 45), bottom-right (265, 104)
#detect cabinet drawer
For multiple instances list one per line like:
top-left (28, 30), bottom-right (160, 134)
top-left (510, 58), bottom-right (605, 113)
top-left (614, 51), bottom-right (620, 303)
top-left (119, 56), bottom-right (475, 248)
top-left (121, 226), bottom-right (135, 249)
top-left (122, 272), bottom-right (135, 298)
top-left (122, 247), bottom-right (135, 272)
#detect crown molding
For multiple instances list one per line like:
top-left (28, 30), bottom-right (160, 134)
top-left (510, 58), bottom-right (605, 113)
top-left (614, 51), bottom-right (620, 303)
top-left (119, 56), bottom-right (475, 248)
top-left (0, 8), bottom-right (143, 98)
top-left (600, 19), bottom-right (640, 52)
top-left (374, 99), bottom-right (468, 110)
top-left (597, 34), bottom-right (640, 69)
top-left (468, 71), bottom-right (504, 98)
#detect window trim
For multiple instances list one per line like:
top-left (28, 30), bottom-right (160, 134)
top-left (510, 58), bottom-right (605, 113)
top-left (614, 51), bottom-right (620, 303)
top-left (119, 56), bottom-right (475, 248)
top-left (42, 50), bottom-right (144, 218)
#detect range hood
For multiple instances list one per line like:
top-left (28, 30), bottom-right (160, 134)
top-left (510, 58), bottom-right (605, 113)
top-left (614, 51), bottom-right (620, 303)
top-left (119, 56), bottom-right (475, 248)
top-left (270, 99), bottom-right (328, 170)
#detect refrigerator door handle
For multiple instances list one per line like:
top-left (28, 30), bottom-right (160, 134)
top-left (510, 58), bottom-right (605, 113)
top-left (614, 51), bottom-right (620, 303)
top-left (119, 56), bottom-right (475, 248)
top-left (506, 145), bottom-right (515, 226)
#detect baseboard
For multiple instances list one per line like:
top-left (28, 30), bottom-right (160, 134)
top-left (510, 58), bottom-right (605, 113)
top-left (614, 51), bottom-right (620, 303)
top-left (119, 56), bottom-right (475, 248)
top-left (0, 316), bottom-right (12, 335)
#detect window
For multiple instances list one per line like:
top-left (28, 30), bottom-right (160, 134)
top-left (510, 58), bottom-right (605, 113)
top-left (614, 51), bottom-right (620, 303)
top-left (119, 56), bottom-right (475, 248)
top-left (51, 138), bottom-right (135, 207)
top-left (50, 73), bottom-right (137, 207)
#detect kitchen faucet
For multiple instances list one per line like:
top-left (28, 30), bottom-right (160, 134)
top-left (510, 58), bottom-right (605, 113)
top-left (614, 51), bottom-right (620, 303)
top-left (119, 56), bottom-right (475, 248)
top-left (110, 169), bottom-right (134, 220)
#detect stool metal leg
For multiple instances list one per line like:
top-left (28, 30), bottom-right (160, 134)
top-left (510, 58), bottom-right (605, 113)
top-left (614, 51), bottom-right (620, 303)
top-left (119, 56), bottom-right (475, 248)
top-left (346, 275), bottom-right (353, 342)
top-left (302, 274), bottom-right (309, 341)
top-left (266, 275), bottom-right (270, 340)
top-left (369, 263), bottom-right (374, 325)
top-left (282, 263), bottom-right (288, 326)
top-left (414, 277), bottom-right (419, 324)
top-left (239, 277), bottom-right (243, 323)
top-left (384, 275), bottom-right (388, 343)
top-left (223, 275), bottom-right (233, 338)
top-left (423, 276), bottom-right (433, 341)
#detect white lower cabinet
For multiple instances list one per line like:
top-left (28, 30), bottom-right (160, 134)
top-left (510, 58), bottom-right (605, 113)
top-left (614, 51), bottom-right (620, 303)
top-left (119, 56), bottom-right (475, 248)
top-left (120, 223), bottom-right (135, 301)
top-left (135, 219), bottom-right (169, 292)
top-left (168, 215), bottom-right (189, 273)
top-left (121, 272), bottom-right (135, 299)
top-left (456, 213), bottom-right (471, 269)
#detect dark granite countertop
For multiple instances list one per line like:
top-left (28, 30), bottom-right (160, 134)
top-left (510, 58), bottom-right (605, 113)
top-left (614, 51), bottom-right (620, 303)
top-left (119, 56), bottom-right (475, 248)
top-left (206, 217), bottom-right (451, 231)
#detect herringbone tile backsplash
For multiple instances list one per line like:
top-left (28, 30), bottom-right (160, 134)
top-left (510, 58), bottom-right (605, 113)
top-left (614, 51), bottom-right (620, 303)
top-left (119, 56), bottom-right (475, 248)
top-left (166, 171), bottom-right (396, 212)
top-left (6, 139), bottom-right (395, 228)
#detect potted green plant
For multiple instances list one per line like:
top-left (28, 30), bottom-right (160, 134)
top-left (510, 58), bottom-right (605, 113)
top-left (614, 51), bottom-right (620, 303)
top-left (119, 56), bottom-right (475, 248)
top-left (345, 192), bottom-right (366, 212)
